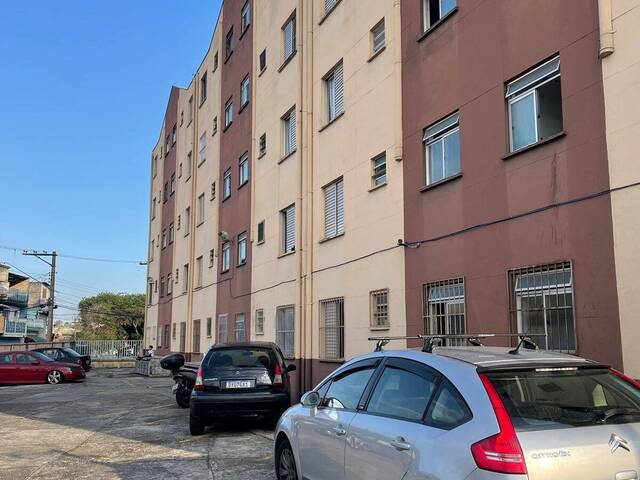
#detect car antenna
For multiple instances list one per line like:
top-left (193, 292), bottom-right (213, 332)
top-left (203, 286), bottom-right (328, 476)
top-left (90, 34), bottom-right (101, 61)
top-left (508, 335), bottom-right (538, 355)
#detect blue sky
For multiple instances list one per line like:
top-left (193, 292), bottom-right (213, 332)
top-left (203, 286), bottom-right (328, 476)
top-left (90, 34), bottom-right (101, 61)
top-left (0, 1), bottom-right (221, 317)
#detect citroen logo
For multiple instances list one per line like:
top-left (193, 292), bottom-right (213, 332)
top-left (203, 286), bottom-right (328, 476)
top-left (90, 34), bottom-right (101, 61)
top-left (609, 433), bottom-right (630, 453)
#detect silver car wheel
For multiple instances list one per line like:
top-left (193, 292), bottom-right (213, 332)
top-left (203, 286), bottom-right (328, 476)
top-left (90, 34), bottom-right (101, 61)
top-left (47, 370), bottom-right (62, 385)
top-left (278, 446), bottom-right (297, 480)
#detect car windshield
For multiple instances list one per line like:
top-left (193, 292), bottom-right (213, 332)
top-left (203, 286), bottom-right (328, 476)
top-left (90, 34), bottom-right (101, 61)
top-left (62, 348), bottom-right (81, 357)
top-left (487, 368), bottom-right (640, 431)
top-left (31, 352), bottom-right (55, 362)
top-left (203, 347), bottom-right (276, 372)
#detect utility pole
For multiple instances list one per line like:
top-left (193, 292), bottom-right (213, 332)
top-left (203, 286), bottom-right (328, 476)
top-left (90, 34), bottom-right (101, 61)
top-left (22, 250), bottom-right (57, 341)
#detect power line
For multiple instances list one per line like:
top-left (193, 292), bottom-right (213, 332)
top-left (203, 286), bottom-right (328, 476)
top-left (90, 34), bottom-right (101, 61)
top-left (0, 245), bottom-right (144, 264)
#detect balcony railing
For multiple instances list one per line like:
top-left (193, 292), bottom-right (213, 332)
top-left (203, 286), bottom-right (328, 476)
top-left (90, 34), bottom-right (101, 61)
top-left (4, 320), bottom-right (27, 337)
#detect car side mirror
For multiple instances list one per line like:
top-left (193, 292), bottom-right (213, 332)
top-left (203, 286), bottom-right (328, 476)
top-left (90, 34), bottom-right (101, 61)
top-left (301, 391), bottom-right (320, 408)
top-left (286, 364), bottom-right (296, 373)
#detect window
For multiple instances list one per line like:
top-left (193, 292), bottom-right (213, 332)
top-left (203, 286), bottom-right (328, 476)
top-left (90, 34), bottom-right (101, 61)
top-left (192, 319), bottom-right (201, 353)
top-left (209, 248), bottom-right (215, 268)
top-left (323, 177), bottom-right (344, 239)
top-left (183, 263), bottom-right (189, 292)
top-left (257, 220), bottom-right (265, 244)
top-left (424, 112), bottom-right (460, 185)
top-left (276, 306), bottom-right (295, 358)
top-left (151, 197), bottom-right (157, 219)
top-left (239, 153), bottom-right (249, 186)
top-left (237, 232), bottom-right (247, 265)
top-left (221, 241), bottom-right (230, 272)
top-left (172, 323), bottom-right (176, 340)
top-left (213, 52), bottom-right (218, 71)
top-left (241, 1), bottom-right (251, 32)
top-left (196, 256), bottom-right (203, 288)
top-left (371, 19), bottom-right (385, 55)
top-left (185, 207), bottom-right (191, 235)
top-left (147, 280), bottom-right (153, 304)
top-left (370, 289), bottom-right (389, 328)
top-left (212, 116), bottom-right (218, 135)
top-left (371, 152), bottom-right (387, 187)
top-left (423, 0), bottom-right (456, 31)
top-left (282, 14), bottom-right (296, 62)
top-left (180, 111), bottom-right (184, 126)
top-left (224, 98), bottom-right (233, 127)
top-left (240, 75), bottom-right (250, 107)
top-left (259, 49), bottom-right (267, 72)
top-left (423, 278), bottom-right (465, 346)
top-left (200, 72), bottom-right (207, 105)
top-left (282, 108), bottom-right (296, 156)
top-left (168, 223), bottom-right (174, 244)
top-left (223, 169), bottom-right (232, 199)
top-left (197, 193), bottom-right (205, 225)
top-left (206, 317), bottom-right (212, 338)
top-left (179, 322), bottom-right (186, 352)
top-left (259, 133), bottom-right (266, 156)
top-left (161, 229), bottom-right (167, 249)
top-left (177, 214), bottom-right (181, 230)
top-left (508, 262), bottom-right (575, 352)
top-left (254, 309), bottom-right (264, 335)
top-left (321, 366), bottom-right (375, 410)
top-left (165, 135), bottom-right (170, 154)
top-left (225, 27), bottom-right (234, 59)
top-left (198, 132), bottom-right (207, 165)
top-left (152, 155), bottom-right (158, 178)
top-left (426, 380), bottom-right (472, 429)
top-left (235, 313), bottom-right (246, 342)
top-left (170, 173), bottom-right (176, 195)
top-left (210, 182), bottom-right (216, 201)
top-left (186, 151), bottom-right (193, 179)
top-left (167, 273), bottom-right (173, 295)
top-left (324, 0), bottom-right (339, 15)
top-left (149, 239), bottom-right (155, 261)
top-left (320, 297), bottom-right (344, 360)
top-left (507, 55), bottom-right (563, 152)
top-left (281, 204), bottom-right (295, 254)
top-left (325, 61), bottom-right (344, 123)
top-left (160, 276), bottom-right (166, 297)
top-left (217, 314), bottom-right (228, 343)
top-left (188, 95), bottom-right (194, 123)
top-left (367, 365), bottom-right (437, 421)
top-left (172, 124), bottom-right (177, 144)
top-left (163, 182), bottom-right (168, 203)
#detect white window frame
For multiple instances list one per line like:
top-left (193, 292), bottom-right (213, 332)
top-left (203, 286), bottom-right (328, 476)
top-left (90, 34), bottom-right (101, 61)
top-left (225, 98), bottom-right (233, 127)
top-left (323, 177), bottom-right (344, 239)
top-left (319, 297), bottom-right (344, 360)
top-left (217, 314), bottom-right (228, 343)
top-left (255, 309), bottom-right (264, 336)
top-left (325, 61), bottom-right (344, 123)
top-left (234, 313), bottom-right (246, 342)
top-left (282, 14), bottom-right (296, 62)
top-left (423, 112), bottom-right (460, 185)
top-left (370, 289), bottom-right (389, 329)
top-left (184, 207), bottom-right (191, 235)
top-left (276, 305), bottom-right (295, 359)
top-left (197, 193), bottom-right (205, 225)
top-left (241, 1), bottom-right (251, 32)
top-left (240, 75), bottom-right (250, 107)
top-left (371, 152), bottom-right (387, 188)
top-left (237, 232), bottom-right (247, 266)
top-left (282, 107), bottom-right (296, 156)
top-left (223, 169), bottom-right (232, 200)
top-left (221, 241), bottom-right (231, 272)
top-left (281, 204), bottom-right (295, 254)
top-left (198, 132), bottom-right (206, 166)
top-left (196, 256), bottom-right (203, 288)
top-left (371, 19), bottom-right (385, 55)
top-left (239, 153), bottom-right (249, 186)
top-left (423, 0), bottom-right (457, 31)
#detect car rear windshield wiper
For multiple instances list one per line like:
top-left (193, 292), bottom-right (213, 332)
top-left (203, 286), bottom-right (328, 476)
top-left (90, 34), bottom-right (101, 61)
top-left (600, 408), bottom-right (640, 422)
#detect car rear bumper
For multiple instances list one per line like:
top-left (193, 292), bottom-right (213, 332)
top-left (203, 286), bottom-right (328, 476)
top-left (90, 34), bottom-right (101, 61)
top-left (191, 391), bottom-right (290, 421)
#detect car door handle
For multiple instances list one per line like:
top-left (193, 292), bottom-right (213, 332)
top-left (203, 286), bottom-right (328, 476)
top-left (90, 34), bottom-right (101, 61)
top-left (390, 437), bottom-right (411, 451)
top-left (333, 426), bottom-right (347, 436)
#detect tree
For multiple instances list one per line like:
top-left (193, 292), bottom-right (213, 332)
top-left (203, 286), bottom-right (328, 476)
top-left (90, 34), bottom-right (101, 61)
top-left (76, 292), bottom-right (145, 340)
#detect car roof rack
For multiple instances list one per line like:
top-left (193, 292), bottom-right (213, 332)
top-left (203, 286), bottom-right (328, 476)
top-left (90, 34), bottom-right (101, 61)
top-left (368, 333), bottom-right (547, 354)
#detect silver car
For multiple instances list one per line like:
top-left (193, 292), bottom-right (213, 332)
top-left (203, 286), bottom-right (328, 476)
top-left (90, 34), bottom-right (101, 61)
top-left (274, 345), bottom-right (640, 479)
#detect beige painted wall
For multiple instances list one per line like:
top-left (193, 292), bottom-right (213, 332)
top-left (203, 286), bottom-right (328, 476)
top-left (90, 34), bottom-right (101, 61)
top-left (601, 0), bottom-right (640, 377)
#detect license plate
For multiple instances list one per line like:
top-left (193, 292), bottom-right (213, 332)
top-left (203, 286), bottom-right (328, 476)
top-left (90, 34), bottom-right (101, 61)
top-left (225, 380), bottom-right (252, 389)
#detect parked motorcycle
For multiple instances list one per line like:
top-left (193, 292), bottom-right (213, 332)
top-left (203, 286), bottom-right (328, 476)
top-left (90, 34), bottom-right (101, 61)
top-left (160, 353), bottom-right (199, 408)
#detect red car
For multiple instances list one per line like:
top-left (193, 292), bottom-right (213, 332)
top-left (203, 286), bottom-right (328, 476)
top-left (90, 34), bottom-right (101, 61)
top-left (0, 351), bottom-right (85, 385)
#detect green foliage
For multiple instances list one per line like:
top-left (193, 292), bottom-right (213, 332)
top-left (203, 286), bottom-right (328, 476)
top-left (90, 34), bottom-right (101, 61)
top-left (76, 292), bottom-right (145, 340)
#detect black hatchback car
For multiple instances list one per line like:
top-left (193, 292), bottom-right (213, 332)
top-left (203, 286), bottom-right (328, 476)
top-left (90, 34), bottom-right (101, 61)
top-left (189, 342), bottom-right (296, 435)
top-left (33, 347), bottom-right (92, 371)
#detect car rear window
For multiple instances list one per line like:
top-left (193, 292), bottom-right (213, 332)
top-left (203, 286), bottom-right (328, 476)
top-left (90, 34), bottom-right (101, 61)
top-left (487, 368), bottom-right (640, 431)
top-left (62, 348), bottom-right (81, 357)
top-left (31, 352), bottom-right (54, 362)
top-left (202, 347), bottom-right (277, 372)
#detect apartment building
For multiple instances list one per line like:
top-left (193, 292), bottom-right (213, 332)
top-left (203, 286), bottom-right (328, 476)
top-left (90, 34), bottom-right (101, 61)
top-left (145, 0), bottom-right (638, 386)
top-left (598, 0), bottom-right (640, 377)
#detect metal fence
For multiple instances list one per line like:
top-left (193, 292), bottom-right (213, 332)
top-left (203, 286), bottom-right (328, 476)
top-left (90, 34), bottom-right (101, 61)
top-left (75, 340), bottom-right (143, 359)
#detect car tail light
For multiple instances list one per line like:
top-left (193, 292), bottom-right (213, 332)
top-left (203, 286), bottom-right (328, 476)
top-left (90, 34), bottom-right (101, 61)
top-left (273, 363), bottom-right (284, 387)
top-left (610, 368), bottom-right (640, 389)
top-left (194, 367), bottom-right (204, 391)
top-left (471, 374), bottom-right (527, 475)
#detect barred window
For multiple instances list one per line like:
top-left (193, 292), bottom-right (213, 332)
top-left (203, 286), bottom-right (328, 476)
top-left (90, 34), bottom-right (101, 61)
top-left (255, 309), bottom-right (264, 335)
top-left (423, 278), bottom-right (465, 346)
top-left (206, 317), bottom-right (212, 338)
top-left (172, 323), bottom-right (176, 340)
top-left (193, 319), bottom-right (201, 354)
top-left (276, 306), bottom-right (295, 358)
top-left (217, 314), bottom-right (228, 344)
top-left (235, 313), bottom-right (246, 342)
top-left (509, 262), bottom-right (575, 353)
top-left (370, 289), bottom-right (389, 329)
top-left (179, 322), bottom-right (186, 352)
top-left (320, 297), bottom-right (344, 360)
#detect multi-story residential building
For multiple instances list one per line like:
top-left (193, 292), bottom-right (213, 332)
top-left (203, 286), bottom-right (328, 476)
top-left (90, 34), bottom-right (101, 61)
top-left (598, 0), bottom-right (640, 377)
top-left (0, 263), bottom-right (50, 343)
top-left (145, 0), bottom-right (639, 390)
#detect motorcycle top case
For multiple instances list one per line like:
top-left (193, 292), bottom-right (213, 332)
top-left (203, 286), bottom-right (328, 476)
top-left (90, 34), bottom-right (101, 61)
top-left (160, 353), bottom-right (185, 371)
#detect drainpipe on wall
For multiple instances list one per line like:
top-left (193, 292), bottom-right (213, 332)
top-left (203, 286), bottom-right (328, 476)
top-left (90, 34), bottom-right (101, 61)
top-left (598, 0), bottom-right (615, 58)
top-left (296, 0), bottom-right (305, 398)
top-left (393, 0), bottom-right (403, 161)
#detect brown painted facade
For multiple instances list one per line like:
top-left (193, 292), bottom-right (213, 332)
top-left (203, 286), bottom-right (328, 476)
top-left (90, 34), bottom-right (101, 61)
top-left (400, 0), bottom-right (623, 368)
top-left (157, 87), bottom-right (179, 356)
top-left (216, 0), bottom-right (253, 343)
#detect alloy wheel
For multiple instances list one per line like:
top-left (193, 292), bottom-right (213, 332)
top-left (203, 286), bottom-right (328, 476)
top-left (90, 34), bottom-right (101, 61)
top-left (47, 370), bottom-right (62, 385)
top-left (278, 447), bottom-right (297, 480)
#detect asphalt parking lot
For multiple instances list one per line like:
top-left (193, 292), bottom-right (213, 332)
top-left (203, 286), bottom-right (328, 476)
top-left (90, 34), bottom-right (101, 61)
top-left (0, 369), bottom-right (276, 480)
